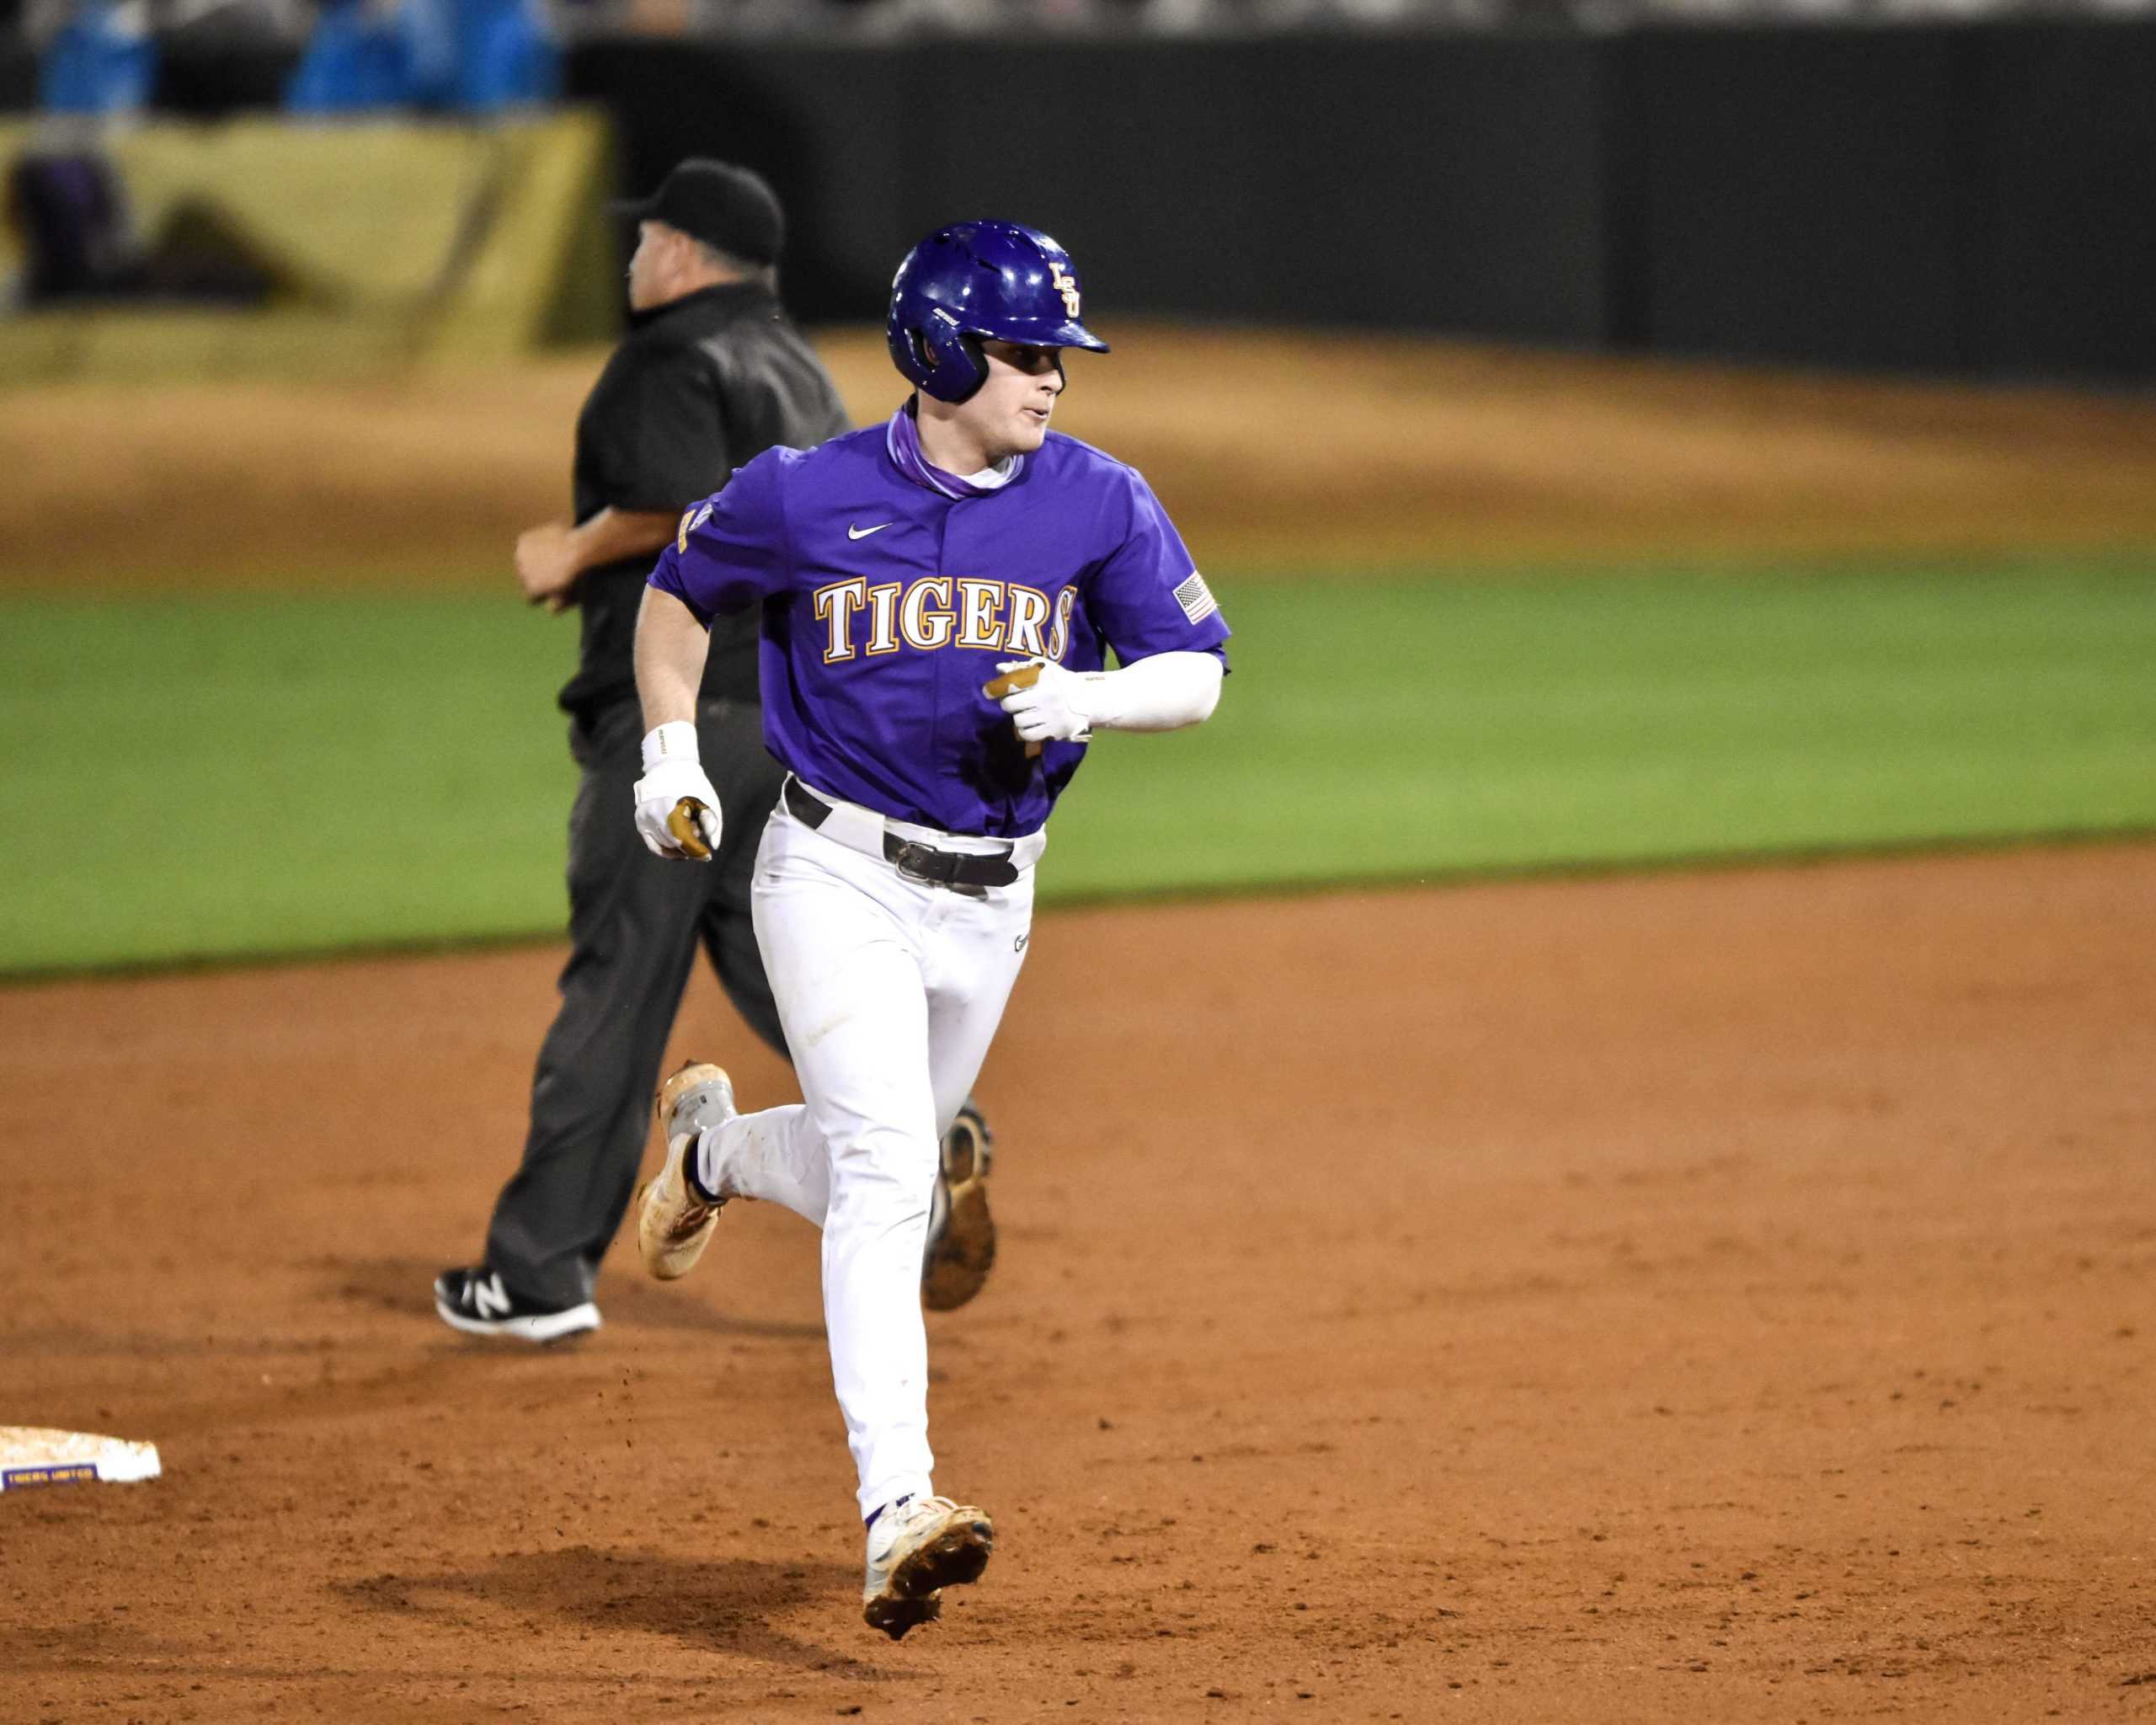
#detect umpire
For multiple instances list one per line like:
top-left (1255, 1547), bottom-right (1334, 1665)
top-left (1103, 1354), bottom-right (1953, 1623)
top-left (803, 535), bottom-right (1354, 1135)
top-left (435, 159), bottom-right (848, 1340)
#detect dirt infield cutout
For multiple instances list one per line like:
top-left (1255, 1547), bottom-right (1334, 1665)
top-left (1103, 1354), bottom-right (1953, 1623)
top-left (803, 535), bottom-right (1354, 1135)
top-left (3, 842), bottom-right (2152, 1720)
top-left (8, 328), bottom-right (2156, 588)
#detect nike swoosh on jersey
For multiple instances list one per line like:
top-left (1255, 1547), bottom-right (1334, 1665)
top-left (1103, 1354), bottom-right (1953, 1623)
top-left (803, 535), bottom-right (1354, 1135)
top-left (848, 523), bottom-right (892, 540)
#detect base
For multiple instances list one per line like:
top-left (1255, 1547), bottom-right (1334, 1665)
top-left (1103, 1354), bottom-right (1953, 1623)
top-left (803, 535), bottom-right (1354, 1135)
top-left (0, 1426), bottom-right (162, 1491)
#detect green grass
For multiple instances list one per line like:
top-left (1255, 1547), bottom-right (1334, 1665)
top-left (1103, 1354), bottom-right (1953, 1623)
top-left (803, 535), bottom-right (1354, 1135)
top-left (1048, 558), bottom-right (2156, 895)
top-left (3, 558), bottom-right (2153, 975)
top-left (0, 596), bottom-right (583, 973)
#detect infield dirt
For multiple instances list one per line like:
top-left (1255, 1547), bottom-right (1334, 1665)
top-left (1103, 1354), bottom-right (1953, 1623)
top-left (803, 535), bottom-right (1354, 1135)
top-left (3, 841), bottom-right (2154, 1722)
top-left (8, 328), bottom-right (2156, 586)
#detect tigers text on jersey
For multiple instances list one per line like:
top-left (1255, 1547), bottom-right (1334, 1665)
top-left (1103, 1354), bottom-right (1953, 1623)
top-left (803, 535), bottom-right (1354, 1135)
top-left (648, 408), bottom-right (1231, 837)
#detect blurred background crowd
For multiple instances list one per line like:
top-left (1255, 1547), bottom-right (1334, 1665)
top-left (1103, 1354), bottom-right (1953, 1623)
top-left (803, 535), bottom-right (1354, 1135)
top-left (2, 0), bottom-right (2154, 131)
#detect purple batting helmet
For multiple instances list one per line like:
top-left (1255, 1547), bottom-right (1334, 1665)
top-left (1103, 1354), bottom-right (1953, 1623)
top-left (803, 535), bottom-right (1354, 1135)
top-left (886, 221), bottom-right (1109, 403)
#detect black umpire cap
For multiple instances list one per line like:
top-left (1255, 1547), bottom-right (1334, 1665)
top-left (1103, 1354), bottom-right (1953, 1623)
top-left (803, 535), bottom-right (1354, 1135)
top-left (611, 159), bottom-right (785, 265)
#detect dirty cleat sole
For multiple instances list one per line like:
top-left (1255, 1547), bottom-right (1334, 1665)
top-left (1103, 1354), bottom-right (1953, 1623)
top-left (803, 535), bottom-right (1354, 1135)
top-left (863, 1587), bottom-right (943, 1640)
top-left (862, 1503), bottom-right (994, 1641)
top-left (921, 1107), bottom-right (995, 1313)
top-left (637, 1062), bottom-right (734, 1280)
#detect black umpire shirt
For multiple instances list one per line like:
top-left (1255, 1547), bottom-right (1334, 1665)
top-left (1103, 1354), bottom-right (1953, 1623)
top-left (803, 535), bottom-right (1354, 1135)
top-left (558, 280), bottom-right (851, 718)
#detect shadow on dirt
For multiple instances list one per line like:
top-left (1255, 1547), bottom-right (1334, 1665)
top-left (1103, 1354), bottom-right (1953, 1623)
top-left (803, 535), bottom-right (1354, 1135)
top-left (318, 1256), bottom-right (825, 1341)
top-left (336, 1547), bottom-right (888, 1674)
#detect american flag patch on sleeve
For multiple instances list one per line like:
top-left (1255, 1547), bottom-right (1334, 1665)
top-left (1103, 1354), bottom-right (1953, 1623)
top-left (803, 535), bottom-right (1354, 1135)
top-left (1172, 571), bottom-right (1218, 624)
top-left (677, 502), bottom-right (712, 553)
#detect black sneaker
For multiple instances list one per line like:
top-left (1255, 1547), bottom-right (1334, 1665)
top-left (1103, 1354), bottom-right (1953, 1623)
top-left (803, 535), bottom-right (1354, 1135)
top-left (921, 1103), bottom-right (996, 1312)
top-left (433, 1265), bottom-right (600, 1343)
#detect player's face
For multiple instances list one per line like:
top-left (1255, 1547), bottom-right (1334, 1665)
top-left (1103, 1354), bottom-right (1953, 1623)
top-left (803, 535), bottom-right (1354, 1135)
top-left (963, 339), bottom-right (1066, 460)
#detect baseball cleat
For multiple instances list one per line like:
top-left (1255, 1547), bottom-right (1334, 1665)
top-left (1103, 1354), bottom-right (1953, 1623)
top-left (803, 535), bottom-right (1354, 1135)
top-left (433, 1265), bottom-right (599, 1343)
top-left (636, 1062), bottom-right (735, 1280)
top-left (921, 1103), bottom-right (996, 1313)
top-left (861, 1493), bottom-right (995, 1641)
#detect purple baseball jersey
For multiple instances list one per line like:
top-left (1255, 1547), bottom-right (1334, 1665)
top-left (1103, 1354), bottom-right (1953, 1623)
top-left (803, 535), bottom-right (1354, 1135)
top-left (648, 405), bottom-right (1231, 837)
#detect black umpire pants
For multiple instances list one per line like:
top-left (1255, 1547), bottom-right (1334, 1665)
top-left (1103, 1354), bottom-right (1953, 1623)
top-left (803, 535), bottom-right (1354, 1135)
top-left (483, 694), bottom-right (787, 1308)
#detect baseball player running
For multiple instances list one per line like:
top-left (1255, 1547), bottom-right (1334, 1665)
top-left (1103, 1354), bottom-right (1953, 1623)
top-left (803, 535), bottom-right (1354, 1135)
top-left (625, 221), bottom-right (1230, 1637)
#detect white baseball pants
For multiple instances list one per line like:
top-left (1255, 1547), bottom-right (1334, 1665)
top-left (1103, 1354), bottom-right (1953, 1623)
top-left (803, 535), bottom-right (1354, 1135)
top-left (692, 787), bottom-right (1038, 1519)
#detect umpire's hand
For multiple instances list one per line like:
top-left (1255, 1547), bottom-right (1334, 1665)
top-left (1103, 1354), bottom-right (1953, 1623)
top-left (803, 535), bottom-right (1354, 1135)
top-left (515, 522), bottom-right (582, 613)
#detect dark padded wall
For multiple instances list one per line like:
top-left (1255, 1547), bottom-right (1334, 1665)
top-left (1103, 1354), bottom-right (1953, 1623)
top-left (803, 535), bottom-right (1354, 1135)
top-left (1973, 25), bottom-right (2156, 380)
top-left (569, 41), bottom-right (921, 321)
top-left (904, 39), bottom-right (1280, 324)
top-left (0, 35), bottom-right (37, 108)
top-left (569, 22), bottom-right (2156, 379)
top-left (1257, 37), bottom-right (1610, 339)
top-left (568, 35), bottom-right (1612, 343)
top-left (8, 22), bottom-right (2148, 379)
top-left (1609, 29), bottom-right (1979, 371)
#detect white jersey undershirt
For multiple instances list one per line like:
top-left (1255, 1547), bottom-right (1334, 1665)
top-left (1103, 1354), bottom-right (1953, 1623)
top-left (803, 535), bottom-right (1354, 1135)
top-left (960, 459), bottom-right (1019, 491)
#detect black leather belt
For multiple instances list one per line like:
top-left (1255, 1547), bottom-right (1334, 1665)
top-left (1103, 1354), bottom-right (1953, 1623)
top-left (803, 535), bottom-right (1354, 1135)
top-left (784, 777), bottom-right (1019, 889)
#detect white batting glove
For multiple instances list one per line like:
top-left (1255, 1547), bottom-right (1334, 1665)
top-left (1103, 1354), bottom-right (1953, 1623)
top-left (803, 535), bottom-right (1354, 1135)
top-left (989, 657), bottom-right (1097, 745)
top-left (633, 721), bottom-right (723, 860)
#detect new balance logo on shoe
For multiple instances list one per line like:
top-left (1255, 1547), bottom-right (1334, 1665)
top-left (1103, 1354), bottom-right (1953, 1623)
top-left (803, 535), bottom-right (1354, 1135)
top-left (432, 1265), bottom-right (600, 1343)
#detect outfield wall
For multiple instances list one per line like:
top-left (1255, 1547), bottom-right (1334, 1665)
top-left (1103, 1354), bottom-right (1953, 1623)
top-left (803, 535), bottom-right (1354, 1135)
top-left (3, 23), bottom-right (2148, 383)
top-left (569, 21), bottom-right (2156, 384)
